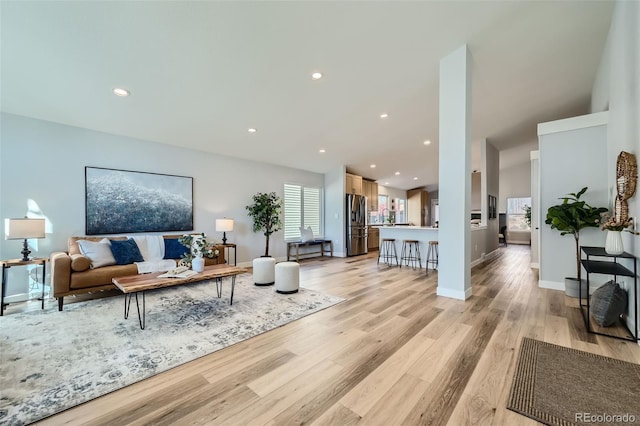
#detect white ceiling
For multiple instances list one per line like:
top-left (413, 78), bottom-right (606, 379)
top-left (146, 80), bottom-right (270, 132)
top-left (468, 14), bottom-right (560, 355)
top-left (1, 1), bottom-right (613, 190)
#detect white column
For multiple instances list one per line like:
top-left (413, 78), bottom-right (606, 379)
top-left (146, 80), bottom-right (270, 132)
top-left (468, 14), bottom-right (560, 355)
top-left (437, 44), bottom-right (472, 300)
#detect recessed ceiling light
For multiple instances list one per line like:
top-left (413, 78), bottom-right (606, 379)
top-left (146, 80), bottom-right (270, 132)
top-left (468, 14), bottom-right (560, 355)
top-left (248, 128), bottom-right (257, 133)
top-left (413, 177), bottom-right (418, 180)
top-left (112, 88), bottom-right (130, 97)
top-left (380, 113), bottom-right (389, 119)
top-left (311, 72), bottom-right (323, 80)
top-left (395, 171), bottom-right (400, 175)
top-left (423, 140), bottom-right (431, 145)
top-left (370, 164), bottom-right (376, 168)
top-left (385, 182), bottom-right (389, 185)
top-left (319, 149), bottom-right (326, 153)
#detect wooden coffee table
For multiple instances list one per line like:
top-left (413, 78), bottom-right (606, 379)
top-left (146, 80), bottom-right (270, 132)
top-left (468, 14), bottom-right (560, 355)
top-left (112, 264), bottom-right (247, 329)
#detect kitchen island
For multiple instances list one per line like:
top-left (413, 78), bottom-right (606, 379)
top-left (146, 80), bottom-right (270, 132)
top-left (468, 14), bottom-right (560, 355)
top-left (378, 226), bottom-right (439, 266)
top-left (379, 225), bottom-right (491, 268)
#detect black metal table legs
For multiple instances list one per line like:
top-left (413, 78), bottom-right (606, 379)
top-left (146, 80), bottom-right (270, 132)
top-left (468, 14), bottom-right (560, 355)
top-left (124, 275), bottom-right (238, 329)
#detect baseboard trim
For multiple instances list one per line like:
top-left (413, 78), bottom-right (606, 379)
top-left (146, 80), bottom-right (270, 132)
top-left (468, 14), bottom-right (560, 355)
top-left (539, 280), bottom-right (564, 291)
top-left (3, 292), bottom-right (32, 304)
top-left (470, 249), bottom-right (500, 269)
top-left (437, 286), bottom-right (472, 300)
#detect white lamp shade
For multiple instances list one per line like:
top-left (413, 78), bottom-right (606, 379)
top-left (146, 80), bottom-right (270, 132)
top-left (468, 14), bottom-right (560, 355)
top-left (5, 218), bottom-right (46, 240)
top-left (216, 218), bottom-right (234, 232)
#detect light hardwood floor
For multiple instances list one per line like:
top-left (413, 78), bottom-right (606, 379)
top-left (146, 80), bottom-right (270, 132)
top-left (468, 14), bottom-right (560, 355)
top-left (29, 245), bottom-right (640, 425)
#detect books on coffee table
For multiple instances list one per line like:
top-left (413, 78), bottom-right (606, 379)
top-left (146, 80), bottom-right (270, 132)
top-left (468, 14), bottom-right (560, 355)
top-left (158, 266), bottom-right (198, 279)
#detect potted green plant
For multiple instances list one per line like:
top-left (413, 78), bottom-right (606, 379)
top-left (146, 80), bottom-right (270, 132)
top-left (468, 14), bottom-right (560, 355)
top-left (246, 192), bottom-right (283, 257)
top-left (545, 187), bottom-right (607, 297)
top-left (524, 205), bottom-right (532, 228)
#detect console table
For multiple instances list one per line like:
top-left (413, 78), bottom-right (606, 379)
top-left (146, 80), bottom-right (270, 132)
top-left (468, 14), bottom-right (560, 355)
top-left (580, 246), bottom-right (638, 341)
top-left (287, 240), bottom-right (333, 262)
top-left (1, 257), bottom-right (48, 316)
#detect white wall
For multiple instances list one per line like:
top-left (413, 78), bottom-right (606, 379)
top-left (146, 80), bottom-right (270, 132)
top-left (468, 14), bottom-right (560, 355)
top-left (324, 166), bottom-right (346, 257)
top-left (0, 113), bottom-right (324, 296)
top-left (482, 140), bottom-right (500, 254)
top-left (437, 44), bottom-right (472, 301)
top-left (471, 172), bottom-right (481, 211)
top-left (590, 0), bottom-right (640, 334)
top-left (498, 140), bottom-right (537, 213)
top-left (538, 114), bottom-right (609, 290)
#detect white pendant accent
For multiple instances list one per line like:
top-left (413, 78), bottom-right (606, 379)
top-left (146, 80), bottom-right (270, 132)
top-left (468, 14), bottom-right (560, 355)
top-left (605, 230), bottom-right (624, 255)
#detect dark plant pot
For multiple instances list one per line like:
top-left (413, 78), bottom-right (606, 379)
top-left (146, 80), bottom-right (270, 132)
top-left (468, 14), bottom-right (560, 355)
top-left (565, 277), bottom-right (588, 298)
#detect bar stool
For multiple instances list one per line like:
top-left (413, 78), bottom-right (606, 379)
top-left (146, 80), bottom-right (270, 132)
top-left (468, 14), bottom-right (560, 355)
top-left (378, 238), bottom-right (399, 266)
top-left (400, 239), bottom-right (422, 270)
top-left (426, 240), bottom-right (439, 271)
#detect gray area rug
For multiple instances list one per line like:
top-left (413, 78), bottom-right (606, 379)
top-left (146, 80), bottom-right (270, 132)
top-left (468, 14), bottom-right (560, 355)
top-left (507, 337), bottom-right (640, 426)
top-left (0, 276), bottom-right (343, 425)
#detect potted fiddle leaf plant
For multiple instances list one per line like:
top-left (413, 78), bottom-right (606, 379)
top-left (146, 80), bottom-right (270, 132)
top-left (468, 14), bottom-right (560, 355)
top-left (246, 192), bottom-right (282, 257)
top-left (545, 187), bottom-right (607, 298)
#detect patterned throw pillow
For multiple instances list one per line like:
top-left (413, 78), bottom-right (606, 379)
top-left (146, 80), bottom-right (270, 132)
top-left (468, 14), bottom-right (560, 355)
top-left (591, 281), bottom-right (628, 327)
top-left (109, 238), bottom-right (144, 265)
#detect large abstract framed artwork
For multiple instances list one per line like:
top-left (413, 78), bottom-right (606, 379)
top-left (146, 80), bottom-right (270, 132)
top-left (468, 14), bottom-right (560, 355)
top-left (85, 167), bottom-right (194, 235)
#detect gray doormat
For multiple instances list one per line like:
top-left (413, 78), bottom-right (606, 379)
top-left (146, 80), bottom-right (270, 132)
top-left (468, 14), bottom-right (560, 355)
top-left (507, 337), bottom-right (640, 425)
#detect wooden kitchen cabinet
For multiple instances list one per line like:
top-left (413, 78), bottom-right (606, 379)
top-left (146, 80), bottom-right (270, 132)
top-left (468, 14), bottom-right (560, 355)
top-left (368, 227), bottom-right (379, 250)
top-left (407, 189), bottom-right (430, 226)
top-left (362, 179), bottom-right (378, 211)
top-left (346, 173), bottom-right (363, 195)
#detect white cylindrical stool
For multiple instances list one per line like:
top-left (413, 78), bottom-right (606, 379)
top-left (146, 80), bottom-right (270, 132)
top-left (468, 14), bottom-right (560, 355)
top-left (275, 261), bottom-right (300, 294)
top-left (253, 257), bottom-right (275, 286)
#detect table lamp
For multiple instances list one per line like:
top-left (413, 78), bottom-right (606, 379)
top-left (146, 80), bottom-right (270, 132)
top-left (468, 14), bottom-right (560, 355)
top-left (4, 218), bottom-right (46, 261)
top-left (216, 218), bottom-right (234, 245)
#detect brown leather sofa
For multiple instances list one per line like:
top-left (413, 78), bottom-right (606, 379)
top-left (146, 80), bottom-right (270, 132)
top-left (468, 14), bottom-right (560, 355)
top-left (51, 235), bottom-right (224, 310)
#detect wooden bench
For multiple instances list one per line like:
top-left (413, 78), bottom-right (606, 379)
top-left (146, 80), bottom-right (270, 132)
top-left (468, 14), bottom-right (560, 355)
top-left (287, 240), bottom-right (333, 262)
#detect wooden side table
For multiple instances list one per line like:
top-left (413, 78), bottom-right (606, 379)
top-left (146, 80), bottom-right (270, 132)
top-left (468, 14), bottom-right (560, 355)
top-left (221, 243), bottom-right (237, 266)
top-left (1, 257), bottom-right (48, 316)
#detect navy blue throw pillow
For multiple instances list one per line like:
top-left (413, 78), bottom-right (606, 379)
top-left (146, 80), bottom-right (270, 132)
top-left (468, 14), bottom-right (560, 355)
top-left (164, 238), bottom-right (188, 259)
top-left (109, 238), bottom-right (144, 265)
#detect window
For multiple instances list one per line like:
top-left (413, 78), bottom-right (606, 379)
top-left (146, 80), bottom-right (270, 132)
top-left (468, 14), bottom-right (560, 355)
top-left (396, 199), bottom-right (406, 223)
top-left (507, 197), bottom-right (531, 231)
top-left (284, 183), bottom-right (323, 240)
top-left (378, 195), bottom-right (389, 213)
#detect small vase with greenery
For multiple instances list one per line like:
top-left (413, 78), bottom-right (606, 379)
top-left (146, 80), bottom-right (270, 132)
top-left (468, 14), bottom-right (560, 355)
top-left (545, 187), bottom-right (607, 296)
top-left (246, 192), bottom-right (283, 257)
top-left (178, 233), bottom-right (219, 267)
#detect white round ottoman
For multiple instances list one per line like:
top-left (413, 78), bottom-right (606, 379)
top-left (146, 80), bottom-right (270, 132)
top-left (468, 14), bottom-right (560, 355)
top-left (253, 257), bottom-right (275, 286)
top-left (275, 261), bottom-right (300, 294)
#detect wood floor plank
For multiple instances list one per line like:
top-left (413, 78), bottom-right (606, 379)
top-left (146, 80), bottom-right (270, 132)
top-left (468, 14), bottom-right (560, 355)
top-left (218, 359), bottom-right (344, 426)
top-left (359, 373), bottom-right (431, 425)
top-left (339, 330), bottom-right (436, 416)
top-left (30, 245), bottom-right (640, 426)
top-left (309, 403), bottom-right (361, 426)
top-left (400, 308), bottom-right (503, 426)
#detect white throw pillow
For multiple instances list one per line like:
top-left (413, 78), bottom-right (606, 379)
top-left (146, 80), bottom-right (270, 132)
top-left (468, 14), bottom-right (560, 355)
top-left (77, 238), bottom-right (116, 269)
top-left (300, 226), bottom-right (314, 242)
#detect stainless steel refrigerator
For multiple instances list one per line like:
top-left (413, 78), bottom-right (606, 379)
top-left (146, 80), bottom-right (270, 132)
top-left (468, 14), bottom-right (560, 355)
top-left (346, 194), bottom-right (368, 256)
